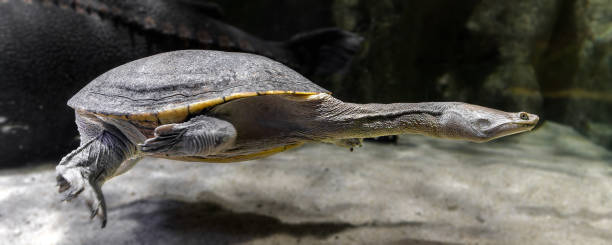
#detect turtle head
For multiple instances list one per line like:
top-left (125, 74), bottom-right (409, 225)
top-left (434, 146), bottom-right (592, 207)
top-left (439, 103), bottom-right (539, 142)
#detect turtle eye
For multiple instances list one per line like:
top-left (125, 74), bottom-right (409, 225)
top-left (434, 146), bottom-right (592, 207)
top-left (519, 112), bottom-right (529, 120)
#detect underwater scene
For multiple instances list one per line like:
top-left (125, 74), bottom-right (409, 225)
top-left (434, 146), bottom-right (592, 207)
top-left (1, 0), bottom-right (612, 244)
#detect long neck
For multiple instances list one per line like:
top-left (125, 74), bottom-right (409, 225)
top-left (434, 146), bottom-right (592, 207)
top-left (312, 95), bottom-right (460, 139)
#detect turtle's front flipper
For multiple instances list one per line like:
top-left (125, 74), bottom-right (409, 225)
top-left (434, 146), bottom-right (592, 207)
top-left (140, 115), bottom-right (236, 156)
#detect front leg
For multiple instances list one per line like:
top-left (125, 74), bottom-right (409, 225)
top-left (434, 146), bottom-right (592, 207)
top-left (140, 115), bottom-right (237, 157)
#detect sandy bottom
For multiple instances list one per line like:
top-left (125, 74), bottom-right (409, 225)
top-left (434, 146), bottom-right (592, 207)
top-left (1, 122), bottom-right (611, 245)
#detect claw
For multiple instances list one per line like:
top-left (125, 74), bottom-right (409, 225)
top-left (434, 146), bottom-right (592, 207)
top-left (140, 137), bottom-right (175, 152)
top-left (153, 123), bottom-right (180, 136)
top-left (56, 167), bottom-right (85, 201)
top-left (56, 175), bottom-right (70, 193)
top-left (139, 127), bottom-right (185, 153)
top-left (56, 148), bottom-right (108, 228)
top-left (89, 203), bottom-right (99, 219)
top-left (85, 178), bottom-right (107, 228)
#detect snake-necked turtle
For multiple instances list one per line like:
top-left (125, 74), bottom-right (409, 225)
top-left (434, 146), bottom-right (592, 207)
top-left (56, 50), bottom-right (539, 227)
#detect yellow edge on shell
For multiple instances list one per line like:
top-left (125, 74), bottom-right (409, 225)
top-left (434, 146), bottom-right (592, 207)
top-left (91, 91), bottom-right (324, 123)
top-left (94, 113), bottom-right (128, 120)
top-left (157, 106), bottom-right (189, 124)
top-left (161, 143), bottom-right (304, 163)
top-left (126, 113), bottom-right (157, 122)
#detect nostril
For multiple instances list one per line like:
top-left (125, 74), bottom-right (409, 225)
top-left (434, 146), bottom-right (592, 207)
top-left (519, 112), bottom-right (529, 120)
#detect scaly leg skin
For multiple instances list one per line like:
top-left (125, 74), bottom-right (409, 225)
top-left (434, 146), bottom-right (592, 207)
top-left (111, 157), bottom-right (142, 178)
top-left (140, 115), bottom-right (236, 157)
top-left (56, 114), bottom-right (136, 228)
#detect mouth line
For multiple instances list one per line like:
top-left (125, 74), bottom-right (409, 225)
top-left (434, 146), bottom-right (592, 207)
top-left (513, 122), bottom-right (538, 129)
top-left (482, 122), bottom-right (536, 137)
top-left (515, 120), bottom-right (537, 124)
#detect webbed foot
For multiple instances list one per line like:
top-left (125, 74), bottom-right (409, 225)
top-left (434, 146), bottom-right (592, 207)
top-left (56, 139), bottom-right (96, 201)
top-left (139, 116), bottom-right (236, 156)
top-left (139, 123), bottom-right (186, 154)
top-left (56, 167), bottom-right (85, 201)
top-left (56, 165), bottom-right (108, 228)
top-left (56, 129), bottom-right (132, 228)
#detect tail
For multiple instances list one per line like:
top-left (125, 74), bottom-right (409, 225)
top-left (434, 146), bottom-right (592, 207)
top-left (285, 28), bottom-right (363, 76)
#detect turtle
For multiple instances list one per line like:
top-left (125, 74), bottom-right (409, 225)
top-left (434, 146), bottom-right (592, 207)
top-left (56, 50), bottom-right (539, 227)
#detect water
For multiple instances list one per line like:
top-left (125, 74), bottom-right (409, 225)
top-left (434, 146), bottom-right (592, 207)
top-left (1, 122), bottom-right (611, 244)
top-left (2, 0), bottom-right (612, 244)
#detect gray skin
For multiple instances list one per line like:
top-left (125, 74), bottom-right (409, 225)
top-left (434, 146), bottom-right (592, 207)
top-left (56, 50), bottom-right (539, 227)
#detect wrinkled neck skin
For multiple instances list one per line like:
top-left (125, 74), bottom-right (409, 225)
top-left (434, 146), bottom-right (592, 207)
top-left (311, 94), bottom-right (539, 142)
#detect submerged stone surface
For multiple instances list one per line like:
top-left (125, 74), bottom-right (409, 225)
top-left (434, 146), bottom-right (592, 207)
top-left (1, 122), bottom-right (612, 244)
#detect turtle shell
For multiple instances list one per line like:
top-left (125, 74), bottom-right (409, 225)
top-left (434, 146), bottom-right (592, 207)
top-left (68, 50), bottom-right (329, 126)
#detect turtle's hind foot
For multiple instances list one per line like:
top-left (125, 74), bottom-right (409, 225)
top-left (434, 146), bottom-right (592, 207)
top-left (85, 179), bottom-right (107, 228)
top-left (56, 165), bottom-right (108, 228)
top-left (55, 131), bottom-right (125, 228)
top-left (56, 167), bottom-right (85, 201)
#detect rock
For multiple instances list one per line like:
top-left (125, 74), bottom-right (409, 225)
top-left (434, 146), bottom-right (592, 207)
top-left (464, 0), bottom-right (560, 112)
top-left (536, 0), bottom-right (612, 149)
top-left (458, 0), bottom-right (612, 148)
top-left (2, 122), bottom-right (611, 244)
top-left (206, 0), bottom-right (334, 40)
top-left (0, 0), bottom-right (200, 166)
top-left (331, 0), bottom-right (491, 103)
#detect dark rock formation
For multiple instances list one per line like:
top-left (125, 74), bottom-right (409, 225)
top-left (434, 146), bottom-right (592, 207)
top-left (330, 0), bottom-right (497, 104)
top-left (536, 0), bottom-right (612, 148)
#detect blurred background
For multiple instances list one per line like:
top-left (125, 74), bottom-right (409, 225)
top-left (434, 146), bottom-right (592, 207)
top-left (1, 0), bottom-right (612, 244)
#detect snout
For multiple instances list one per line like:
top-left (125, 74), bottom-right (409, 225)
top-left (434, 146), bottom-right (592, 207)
top-left (470, 111), bottom-right (540, 142)
top-left (515, 112), bottom-right (539, 129)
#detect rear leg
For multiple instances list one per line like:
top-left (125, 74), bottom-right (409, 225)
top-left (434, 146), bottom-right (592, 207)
top-left (56, 113), bottom-right (136, 227)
